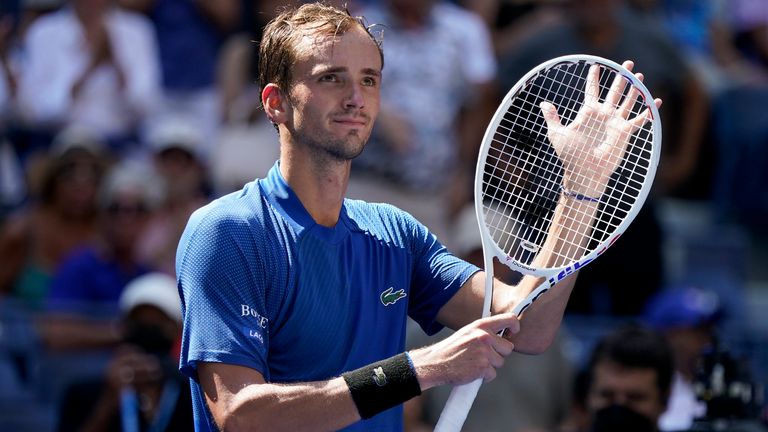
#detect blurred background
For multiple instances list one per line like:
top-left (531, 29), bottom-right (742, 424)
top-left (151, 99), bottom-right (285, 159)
top-left (0, 0), bottom-right (766, 431)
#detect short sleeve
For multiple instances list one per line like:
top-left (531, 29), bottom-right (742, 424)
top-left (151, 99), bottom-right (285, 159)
top-left (176, 207), bottom-right (272, 380)
top-left (402, 212), bottom-right (480, 335)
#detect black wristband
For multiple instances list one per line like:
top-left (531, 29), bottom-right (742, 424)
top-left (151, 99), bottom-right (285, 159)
top-left (342, 352), bottom-right (422, 419)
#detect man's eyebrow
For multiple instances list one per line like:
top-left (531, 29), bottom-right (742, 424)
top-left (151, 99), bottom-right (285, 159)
top-left (362, 68), bottom-right (381, 77)
top-left (312, 65), bottom-right (381, 77)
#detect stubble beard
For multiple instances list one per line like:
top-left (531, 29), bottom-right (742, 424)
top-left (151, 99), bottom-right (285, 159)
top-left (299, 129), bottom-right (368, 165)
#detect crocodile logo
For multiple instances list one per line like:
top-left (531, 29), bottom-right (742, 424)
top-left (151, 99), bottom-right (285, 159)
top-left (380, 287), bottom-right (407, 306)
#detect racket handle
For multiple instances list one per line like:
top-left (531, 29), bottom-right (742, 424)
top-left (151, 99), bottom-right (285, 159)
top-left (433, 378), bottom-right (483, 432)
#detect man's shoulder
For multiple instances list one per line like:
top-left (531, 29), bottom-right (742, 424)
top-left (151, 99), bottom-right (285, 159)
top-left (344, 199), bottom-right (425, 243)
top-left (345, 199), bottom-right (413, 224)
top-left (185, 182), bottom-right (270, 235)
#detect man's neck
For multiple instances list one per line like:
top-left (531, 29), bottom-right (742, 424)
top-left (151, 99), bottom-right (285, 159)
top-left (279, 147), bottom-right (350, 228)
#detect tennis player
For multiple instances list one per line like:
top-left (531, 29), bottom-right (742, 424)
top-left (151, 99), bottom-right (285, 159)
top-left (176, 3), bottom-right (636, 431)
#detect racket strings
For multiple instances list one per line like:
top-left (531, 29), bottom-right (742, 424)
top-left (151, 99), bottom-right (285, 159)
top-left (481, 60), bottom-right (655, 268)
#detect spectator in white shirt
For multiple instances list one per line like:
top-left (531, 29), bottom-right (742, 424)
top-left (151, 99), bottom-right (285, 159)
top-left (18, 0), bottom-right (161, 156)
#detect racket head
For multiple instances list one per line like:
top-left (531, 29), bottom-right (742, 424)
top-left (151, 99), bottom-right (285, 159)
top-left (475, 54), bottom-right (661, 277)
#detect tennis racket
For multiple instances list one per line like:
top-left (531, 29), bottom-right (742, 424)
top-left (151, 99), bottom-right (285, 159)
top-left (434, 54), bottom-right (662, 431)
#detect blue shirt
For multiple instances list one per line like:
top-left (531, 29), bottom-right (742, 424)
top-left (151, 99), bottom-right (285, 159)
top-left (177, 163), bottom-right (478, 431)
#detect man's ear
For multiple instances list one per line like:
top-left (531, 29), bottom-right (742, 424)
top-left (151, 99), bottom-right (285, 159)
top-left (262, 83), bottom-right (288, 125)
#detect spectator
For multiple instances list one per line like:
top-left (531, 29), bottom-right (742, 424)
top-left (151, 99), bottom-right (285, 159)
top-left (559, 324), bottom-right (675, 432)
top-left (39, 160), bottom-right (162, 351)
top-left (731, 0), bottom-right (768, 72)
top-left (136, 116), bottom-right (210, 276)
top-left (56, 272), bottom-right (193, 432)
top-left (17, 0), bottom-right (161, 156)
top-left (458, 0), bottom-right (567, 56)
top-left (0, 6), bottom-right (19, 128)
top-left (0, 127), bottom-right (106, 308)
top-left (348, 0), bottom-right (498, 246)
top-left (497, 0), bottom-right (709, 315)
top-left (119, 0), bottom-right (241, 159)
top-left (643, 286), bottom-right (722, 431)
top-left (211, 0), bottom-right (282, 194)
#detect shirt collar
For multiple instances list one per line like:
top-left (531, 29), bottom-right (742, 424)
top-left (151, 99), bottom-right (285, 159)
top-left (260, 162), bottom-right (349, 242)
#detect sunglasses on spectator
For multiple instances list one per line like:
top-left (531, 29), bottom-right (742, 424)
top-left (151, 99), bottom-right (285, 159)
top-left (106, 202), bottom-right (148, 216)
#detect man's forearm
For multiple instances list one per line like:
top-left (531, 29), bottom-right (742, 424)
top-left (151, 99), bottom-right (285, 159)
top-left (492, 195), bottom-right (599, 352)
top-left (222, 378), bottom-right (360, 432)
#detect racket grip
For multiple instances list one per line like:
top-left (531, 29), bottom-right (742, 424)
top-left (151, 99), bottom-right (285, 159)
top-left (433, 378), bottom-right (483, 432)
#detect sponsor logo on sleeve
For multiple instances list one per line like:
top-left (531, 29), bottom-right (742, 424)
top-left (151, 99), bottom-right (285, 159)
top-left (240, 304), bottom-right (269, 328)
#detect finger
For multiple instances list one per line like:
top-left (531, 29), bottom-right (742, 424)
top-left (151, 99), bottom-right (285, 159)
top-left (628, 98), bottom-right (661, 131)
top-left (488, 348), bottom-right (507, 369)
top-left (585, 64), bottom-right (600, 105)
top-left (477, 312), bottom-right (519, 334)
top-left (622, 60), bottom-right (635, 72)
top-left (629, 107), bottom-right (652, 130)
top-left (483, 367), bottom-right (497, 383)
top-left (605, 70), bottom-right (628, 108)
top-left (618, 84), bottom-right (640, 118)
top-left (491, 335), bottom-right (515, 357)
top-left (540, 101), bottom-right (562, 132)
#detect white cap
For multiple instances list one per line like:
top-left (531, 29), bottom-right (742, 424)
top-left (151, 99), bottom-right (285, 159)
top-left (119, 272), bottom-right (182, 323)
top-left (50, 125), bottom-right (105, 158)
top-left (146, 116), bottom-right (203, 157)
top-left (99, 160), bottom-right (165, 210)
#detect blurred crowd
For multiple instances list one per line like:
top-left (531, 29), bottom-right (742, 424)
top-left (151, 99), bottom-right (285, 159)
top-left (0, 0), bottom-right (767, 431)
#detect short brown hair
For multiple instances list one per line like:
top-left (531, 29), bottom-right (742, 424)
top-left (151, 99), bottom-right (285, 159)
top-left (257, 2), bottom-right (383, 107)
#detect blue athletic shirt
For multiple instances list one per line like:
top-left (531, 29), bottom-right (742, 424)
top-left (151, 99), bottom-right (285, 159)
top-left (176, 162), bottom-right (479, 431)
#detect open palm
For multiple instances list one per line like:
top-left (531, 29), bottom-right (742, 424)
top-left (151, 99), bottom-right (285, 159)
top-left (540, 60), bottom-right (662, 198)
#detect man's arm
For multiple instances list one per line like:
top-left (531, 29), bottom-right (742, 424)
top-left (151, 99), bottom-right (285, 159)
top-left (198, 313), bottom-right (519, 431)
top-left (437, 194), bottom-right (599, 354)
top-left (199, 362), bottom-right (359, 432)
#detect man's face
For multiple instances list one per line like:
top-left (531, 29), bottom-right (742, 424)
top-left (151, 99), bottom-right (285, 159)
top-left (283, 26), bottom-right (382, 162)
top-left (588, 360), bottom-right (667, 425)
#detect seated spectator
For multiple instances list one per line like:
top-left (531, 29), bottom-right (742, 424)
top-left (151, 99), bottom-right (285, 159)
top-left (136, 117), bottom-right (210, 275)
top-left (17, 0), bottom-right (161, 156)
top-left (211, 0), bottom-right (281, 194)
top-left (56, 272), bottom-right (193, 432)
top-left (559, 324), bottom-right (675, 432)
top-left (643, 286), bottom-right (722, 431)
top-left (39, 160), bottom-right (162, 351)
top-left (119, 0), bottom-right (241, 160)
top-left (0, 127), bottom-right (106, 308)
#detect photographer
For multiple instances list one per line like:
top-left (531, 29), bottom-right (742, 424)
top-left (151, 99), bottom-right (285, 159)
top-left (56, 272), bottom-right (192, 432)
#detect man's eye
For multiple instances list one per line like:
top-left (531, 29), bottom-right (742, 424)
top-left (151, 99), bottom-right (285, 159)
top-left (320, 74), bottom-right (338, 82)
top-left (362, 77), bottom-right (378, 87)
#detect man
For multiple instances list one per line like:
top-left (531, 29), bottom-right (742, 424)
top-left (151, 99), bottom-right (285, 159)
top-left (575, 325), bottom-right (675, 432)
top-left (176, 3), bottom-right (661, 431)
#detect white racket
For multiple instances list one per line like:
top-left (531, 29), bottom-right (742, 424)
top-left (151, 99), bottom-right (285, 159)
top-left (434, 54), bottom-right (662, 431)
